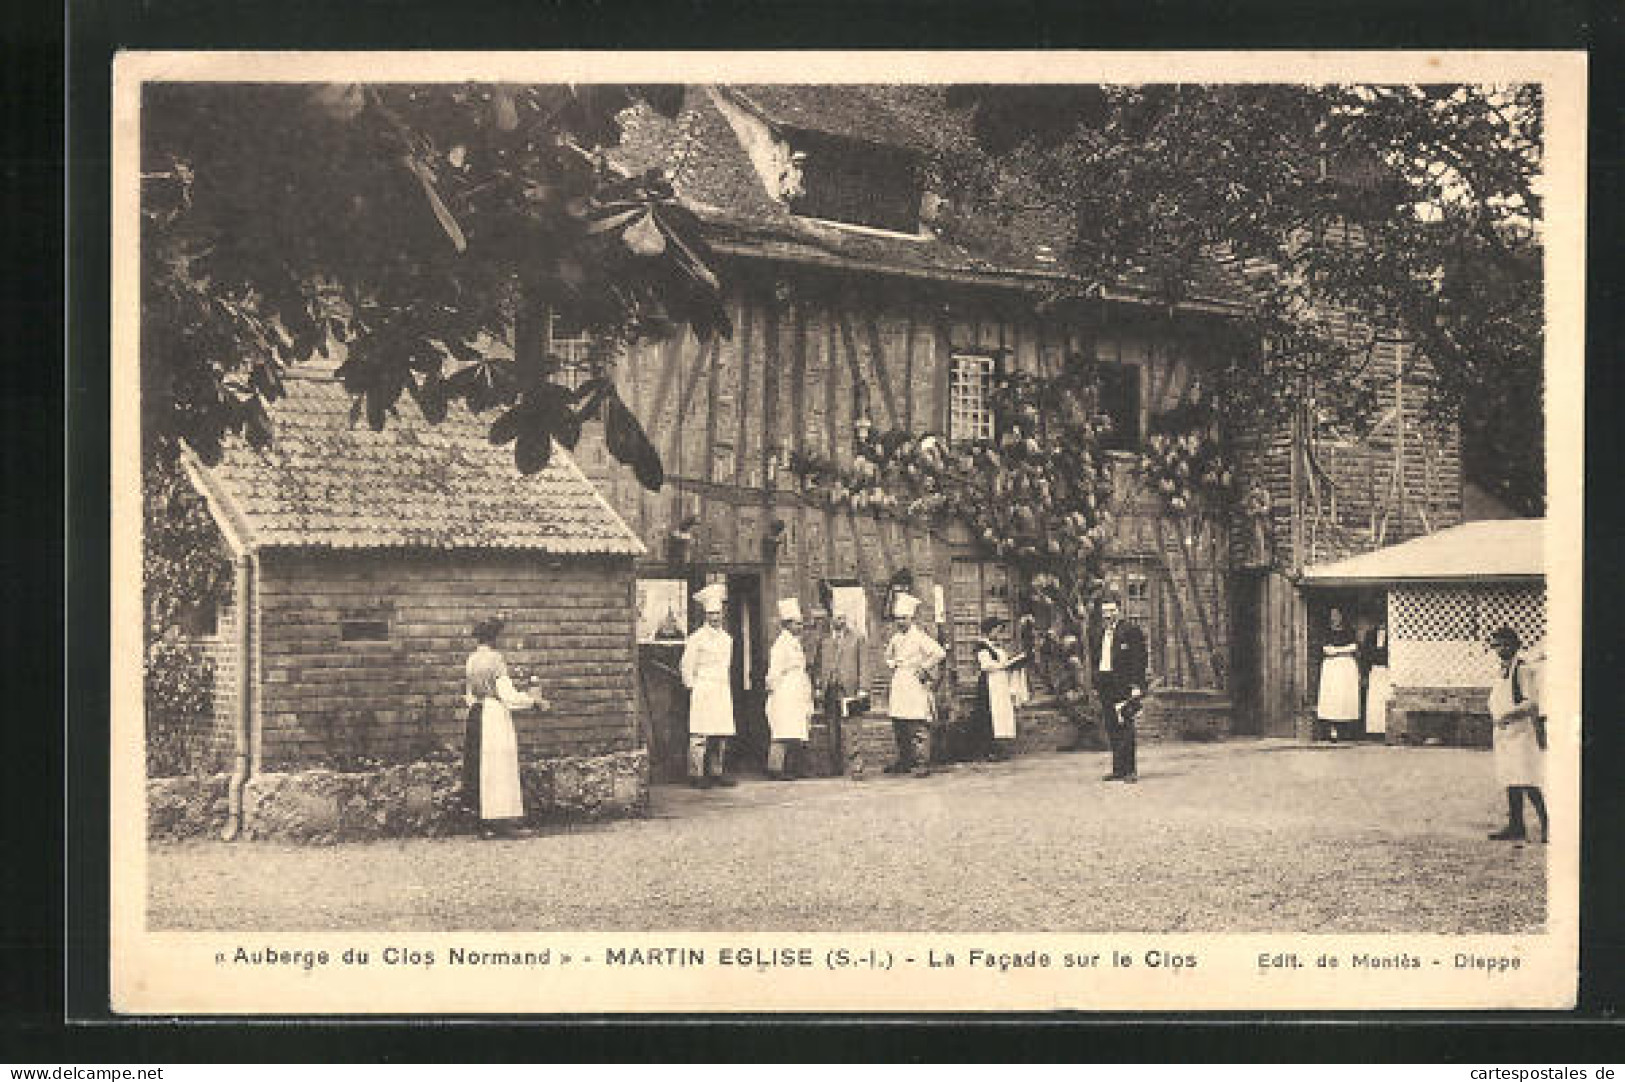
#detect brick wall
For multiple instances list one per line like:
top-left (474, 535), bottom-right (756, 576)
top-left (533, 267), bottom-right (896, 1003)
top-left (253, 550), bottom-right (639, 768)
top-left (198, 597), bottom-right (239, 772)
top-left (1386, 685), bottom-right (1494, 748)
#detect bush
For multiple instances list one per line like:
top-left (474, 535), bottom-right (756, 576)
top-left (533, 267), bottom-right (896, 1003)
top-left (144, 632), bottom-right (218, 776)
top-left (143, 451), bottom-right (233, 776)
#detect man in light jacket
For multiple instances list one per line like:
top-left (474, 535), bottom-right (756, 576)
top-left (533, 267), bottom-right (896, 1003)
top-left (680, 583), bottom-right (737, 789)
top-left (765, 597), bottom-right (815, 779)
top-left (885, 593), bottom-right (947, 778)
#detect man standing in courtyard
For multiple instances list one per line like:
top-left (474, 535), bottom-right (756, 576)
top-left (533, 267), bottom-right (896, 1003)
top-left (1487, 626), bottom-right (1547, 843)
top-left (1091, 591), bottom-right (1147, 783)
top-left (815, 605), bottom-right (868, 776)
top-left (680, 583), bottom-right (738, 789)
top-left (885, 592), bottom-right (946, 777)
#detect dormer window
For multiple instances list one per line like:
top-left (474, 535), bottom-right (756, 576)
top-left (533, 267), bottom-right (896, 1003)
top-left (547, 311), bottom-right (596, 390)
top-left (784, 128), bottom-right (923, 236)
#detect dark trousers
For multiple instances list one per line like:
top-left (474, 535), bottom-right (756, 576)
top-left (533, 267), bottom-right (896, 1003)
top-left (823, 685), bottom-right (847, 774)
top-left (1099, 683), bottom-right (1137, 778)
top-left (891, 718), bottom-right (931, 774)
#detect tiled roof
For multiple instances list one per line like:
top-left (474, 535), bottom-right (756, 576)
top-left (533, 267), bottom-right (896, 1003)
top-left (613, 85), bottom-right (1251, 307)
top-left (188, 374), bottom-right (645, 556)
top-left (723, 84), bottom-right (951, 153)
top-left (1299, 519), bottom-right (1544, 584)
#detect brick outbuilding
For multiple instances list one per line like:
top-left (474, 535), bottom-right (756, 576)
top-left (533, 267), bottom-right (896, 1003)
top-left (181, 371), bottom-right (647, 790)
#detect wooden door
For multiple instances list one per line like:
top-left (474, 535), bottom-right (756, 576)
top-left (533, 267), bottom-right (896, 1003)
top-left (1228, 570), bottom-right (1264, 735)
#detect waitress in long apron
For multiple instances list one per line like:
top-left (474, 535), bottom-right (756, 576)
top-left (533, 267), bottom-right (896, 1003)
top-left (1362, 618), bottom-right (1392, 737)
top-left (973, 616), bottom-right (1022, 761)
top-left (463, 615), bottom-right (549, 839)
top-left (1316, 606), bottom-right (1361, 742)
top-left (1486, 626), bottom-right (1548, 843)
top-left (765, 597), bottom-right (815, 779)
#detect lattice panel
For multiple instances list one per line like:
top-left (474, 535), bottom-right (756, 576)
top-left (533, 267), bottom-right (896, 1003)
top-left (1390, 584), bottom-right (1546, 688)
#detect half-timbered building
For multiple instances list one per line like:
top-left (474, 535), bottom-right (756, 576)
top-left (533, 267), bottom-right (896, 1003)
top-left (554, 84), bottom-right (1467, 778)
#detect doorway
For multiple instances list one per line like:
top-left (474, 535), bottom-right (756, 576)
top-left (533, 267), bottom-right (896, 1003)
top-left (1229, 570), bottom-right (1264, 735)
top-left (722, 572), bottom-right (769, 774)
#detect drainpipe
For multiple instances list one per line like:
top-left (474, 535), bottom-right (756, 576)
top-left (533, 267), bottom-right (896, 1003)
top-left (221, 552), bottom-right (254, 841)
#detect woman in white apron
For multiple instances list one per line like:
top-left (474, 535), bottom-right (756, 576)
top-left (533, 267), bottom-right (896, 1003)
top-left (1316, 606), bottom-right (1360, 742)
top-left (972, 616), bottom-right (1023, 761)
top-left (1362, 618), bottom-right (1391, 737)
top-left (765, 597), bottom-right (815, 779)
top-left (1487, 626), bottom-right (1547, 843)
top-left (463, 616), bottom-right (548, 839)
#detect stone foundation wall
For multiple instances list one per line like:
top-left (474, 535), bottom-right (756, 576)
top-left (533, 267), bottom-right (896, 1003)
top-left (1386, 686), bottom-right (1494, 748)
top-left (149, 749), bottom-right (648, 844)
top-left (1139, 690), bottom-right (1233, 742)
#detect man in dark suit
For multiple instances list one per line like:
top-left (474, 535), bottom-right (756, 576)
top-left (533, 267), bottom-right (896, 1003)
top-left (1090, 591), bottom-right (1148, 783)
top-left (813, 607), bottom-right (868, 776)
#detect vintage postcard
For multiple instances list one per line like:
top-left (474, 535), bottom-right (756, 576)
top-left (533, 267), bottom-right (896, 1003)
top-left (111, 50), bottom-right (1585, 1013)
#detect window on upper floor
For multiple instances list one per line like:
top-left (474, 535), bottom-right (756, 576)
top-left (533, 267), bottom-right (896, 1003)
top-left (1096, 362), bottom-right (1143, 451)
top-left (784, 128), bottom-right (923, 236)
top-left (948, 353), bottom-right (997, 444)
top-left (547, 310), bottom-right (596, 390)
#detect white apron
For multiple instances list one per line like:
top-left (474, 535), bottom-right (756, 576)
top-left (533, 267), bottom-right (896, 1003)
top-left (477, 697), bottom-right (525, 820)
top-left (1317, 645), bottom-right (1361, 721)
top-left (979, 643), bottom-right (1018, 739)
top-left (766, 630), bottom-right (814, 741)
top-left (1364, 665), bottom-right (1391, 734)
top-left (465, 646), bottom-right (533, 821)
top-left (1489, 660), bottom-right (1542, 787)
top-left (887, 626), bottom-right (946, 721)
top-left (681, 624), bottom-right (736, 737)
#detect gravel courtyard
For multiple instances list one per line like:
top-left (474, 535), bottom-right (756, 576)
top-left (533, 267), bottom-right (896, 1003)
top-left (147, 740), bottom-right (1546, 933)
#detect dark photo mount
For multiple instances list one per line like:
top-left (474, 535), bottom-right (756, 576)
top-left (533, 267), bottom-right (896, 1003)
top-left (49, 0), bottom-right (1622, 1064)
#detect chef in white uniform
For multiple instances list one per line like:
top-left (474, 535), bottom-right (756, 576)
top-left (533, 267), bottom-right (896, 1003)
top-left (765, 596), bottom-right (815, 780)
top-left (680, 583), bottom-right (738, 789)
top-left (1486, 626), bottom-right (1547, 843)
top-left (885, 593), bottom-right (947, 777)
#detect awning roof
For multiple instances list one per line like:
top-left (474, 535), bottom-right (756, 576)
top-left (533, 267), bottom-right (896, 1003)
top-left (1299, 519), bottom-right (1545, 585)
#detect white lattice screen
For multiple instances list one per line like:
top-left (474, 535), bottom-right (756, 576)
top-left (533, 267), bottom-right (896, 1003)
top-left (1389, 583), bottom-right (1546, 688)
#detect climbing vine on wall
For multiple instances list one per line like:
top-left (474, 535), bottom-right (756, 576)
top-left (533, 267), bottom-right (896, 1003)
top-left (143, 452), bottom-right (234, 775)
top-left (1141, 386), bottom-right (1236, 519)
top-left (786, 349), bottom-right (1138, 721)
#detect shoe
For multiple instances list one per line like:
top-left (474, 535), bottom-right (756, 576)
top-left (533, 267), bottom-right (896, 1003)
top-left (1102, 773), bottom-right (1123, 782)
top-left (712, 775), bottom-right (738, 788)
top-left (1487, 826), bottom-right (1524, 841)
top-left (1058, 743), bottom-right (1084, 753)
top-left (688, 776), bottom-right (712, 790)
top-left (1122, 775), bottom-right (1138, 784)
top-left (883, 762), bottom-right (909, 774)
top-left (765, 770), bottom-right (783, 780)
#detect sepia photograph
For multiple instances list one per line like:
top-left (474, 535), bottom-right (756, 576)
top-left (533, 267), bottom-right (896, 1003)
top-left (111, 51), bottom-right (1584, 1013)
